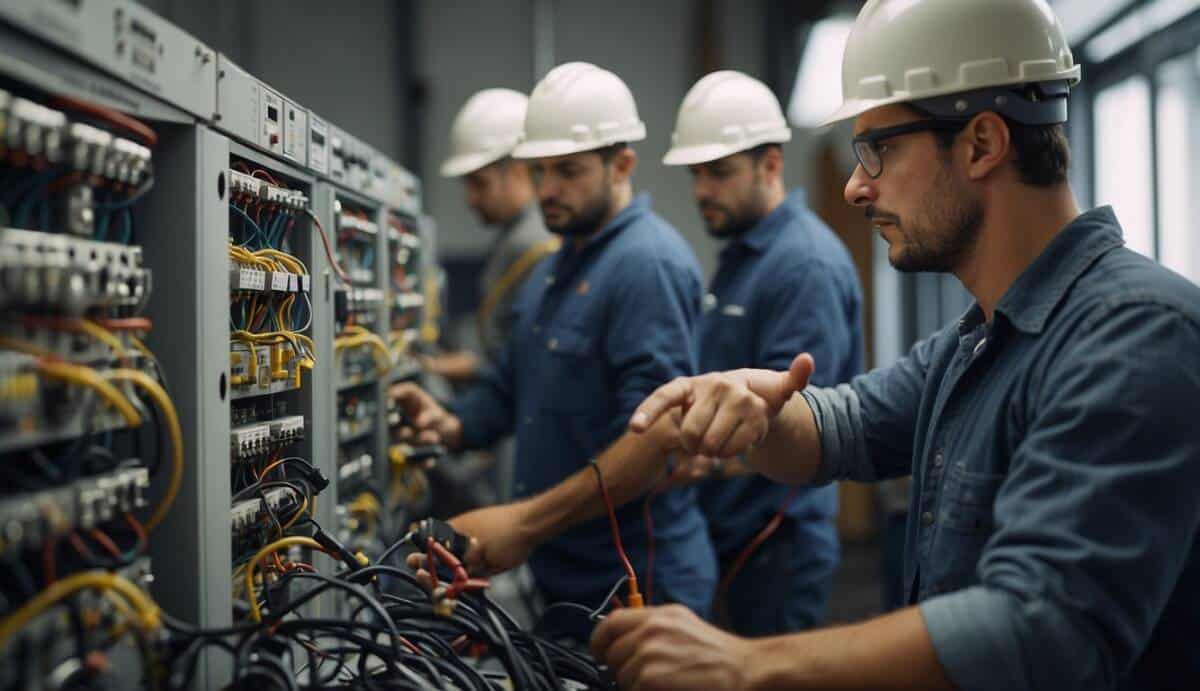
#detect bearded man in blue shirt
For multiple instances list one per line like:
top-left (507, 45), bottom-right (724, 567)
top-left (393, 62), bottom-right (717, 616)
top-left (593, 1), bottom-right (1200, 689)
top-left (660, 70), bottom-right (864, 635)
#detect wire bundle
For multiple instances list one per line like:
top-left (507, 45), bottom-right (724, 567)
top-left (164, 529), bottom-right (612, 691)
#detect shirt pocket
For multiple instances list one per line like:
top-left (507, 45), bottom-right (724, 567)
top-left (941, 462), bottom-right (1004, 536)
top-left (538, 324), bottom-right (604, 415)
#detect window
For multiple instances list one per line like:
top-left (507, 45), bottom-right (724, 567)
top-left (1156, 50), bottom-right (1200, 282)
top-left (1093, 75), bottom-right (1155, 258)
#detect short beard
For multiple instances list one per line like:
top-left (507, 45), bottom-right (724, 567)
top-left (702, 177), bottom-right (767, 238)
top-left (545, 181), bottom-right (614, 238)
top-left (886, 165), bottom-right (983, 273)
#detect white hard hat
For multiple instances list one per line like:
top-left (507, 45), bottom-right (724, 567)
top-left (820, 0), bottom-right (1081, 128)
top-left (663, 70), bottom-right (791, 166)
top-left (511, 62), bottom-right (646, 159)
top-left (440, 88), bottom-right (528, 178)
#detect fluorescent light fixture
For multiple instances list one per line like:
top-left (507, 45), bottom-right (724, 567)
top-left (788, 15), bottom-right (855, 129)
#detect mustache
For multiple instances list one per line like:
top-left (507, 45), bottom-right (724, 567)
top-left (699, 202), bottom-right (729, 216)
top-left (541, 202), bottom-right (571, 215)
top-left (865, 205), bottom-right (900, 225)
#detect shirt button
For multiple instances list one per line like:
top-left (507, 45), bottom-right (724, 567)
top-left (546, 275), bottom-right (556, 285)
top-left (972, 337), bottom-right (988, 357)
top-left (934, 452), bottom-right (944, 468)
top-left (533, 325), bottom-right (541, 334)
top-left (524, 416), bottom-right (533, 425)
top-left (548, 338), bottom-right (558, 351)
top-left (921, 511), bottom-right (934, 527)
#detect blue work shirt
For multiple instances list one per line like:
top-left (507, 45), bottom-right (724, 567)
top-left (805, 207), bottom-right (1200, 690)
top-left (452, 194), bottom-right (717, 612)
top-left (698, 190), bottom-right (863, 556)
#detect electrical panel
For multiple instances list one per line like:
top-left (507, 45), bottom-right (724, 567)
top-left (0, 0), bottom-right (217, 120)
top-left (0, 4), bottom-right (618, 690)
top-left (0, 80), bottom-right (170, 690)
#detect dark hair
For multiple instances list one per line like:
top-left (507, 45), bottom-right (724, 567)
top-left (596, 142), bottom-right (628, 163)
top-left (745, 142), bottom-right (783, 163)
top-left (933, 117), bottom-right (1070, 188)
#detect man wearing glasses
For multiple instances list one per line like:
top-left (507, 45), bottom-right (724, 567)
top-left (592, 0), bottom-right (1200, 689)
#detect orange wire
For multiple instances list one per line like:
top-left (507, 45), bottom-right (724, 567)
top-left (93, 317), bottom-right (153, 332)
top-left (89, 528), bottom-right (123, 560)
top-left (42, 536), bottom-right (57, 586)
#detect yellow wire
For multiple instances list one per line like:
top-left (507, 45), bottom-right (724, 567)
top-left (0, 335), bottom-right (53, 357)
top-left (74, 319), bottom-right (128, 364)
top-left (128, 335), bottom-right (154, 362)
top-left (244, 536), bottom-right (328, 622)
top-left (107, 369), bottom-right (182, 533)
top-left (0, 571), bottom-right (160, 646)
top-left (334, 329), bottom-right (392, 372)
top-left (37, 361), bottom-right (140, 426)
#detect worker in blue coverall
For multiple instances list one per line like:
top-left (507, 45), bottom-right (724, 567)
top-left (393, 62), bottom-right (717, 615)
top-left (592, 1), bottom-right (1200, 689)
top-left (660, 70), bottom-right (864, 635)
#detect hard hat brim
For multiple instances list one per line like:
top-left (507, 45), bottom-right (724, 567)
top-left (662, 131), bottom-right (792, 167)
top-left (439, 149), bottom-right (509, 178)
top-left (815, 66), bottom-right (1083, 129)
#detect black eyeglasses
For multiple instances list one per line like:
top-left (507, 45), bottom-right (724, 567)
top-left (851, 120), bottom-right (968, 179)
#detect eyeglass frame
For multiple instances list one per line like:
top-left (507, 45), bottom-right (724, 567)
top-left (851, 119), bottom-right (970, 179)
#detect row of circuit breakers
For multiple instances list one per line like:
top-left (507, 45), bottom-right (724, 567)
top-left (0, 1), bottom-right (442, 688)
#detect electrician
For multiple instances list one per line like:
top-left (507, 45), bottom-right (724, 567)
top-left (393, 62), bottom-right (717, 615)
top-left (424, 89), bottom-right (559, 384)
top-left (660, 70), bottom-right (863, 635)
top-left (592, 0), bottom-right (1200, 689)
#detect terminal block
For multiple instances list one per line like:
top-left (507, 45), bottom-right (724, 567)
top-left (0, 228), bottom-right (152, 313)
top-left (0, 465), bottom-right (150, 556)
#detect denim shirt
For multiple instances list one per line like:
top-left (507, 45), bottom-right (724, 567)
top-left (452, 194), bottom-right (716, 610)
top-left (698, 190), bottom-right (863, 555)
top-left (804, 207), bottom-right (1200, 690)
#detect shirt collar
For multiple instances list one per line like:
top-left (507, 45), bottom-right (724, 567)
top-left (988, 206), bottom-right (1125, 335)
top-left (733, 188), bottom-right (805, 254)
top-left (551, 193), bottom-right (651, 275)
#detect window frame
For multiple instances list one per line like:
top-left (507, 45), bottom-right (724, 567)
top-left (1077, 4), bottom-right (1200, 261)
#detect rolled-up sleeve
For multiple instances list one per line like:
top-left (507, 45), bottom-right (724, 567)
top-left (602, 257), bottom-right (701, 443)
top-left (804, 330), bottom-right (940, 484)
top-left (922, 303), bottom-right (1200, 691)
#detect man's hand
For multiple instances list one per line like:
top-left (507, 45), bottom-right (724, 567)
top-left (389, 382), bottom-right (464, 450)
top-left (591, 604), bottom-right (754, 691)
top-left (629, 353), bottom-right (815, 458)
top-left (406, 502), bottom-right (538, 579)
top-left (659, 454), bottom-right (720, 488)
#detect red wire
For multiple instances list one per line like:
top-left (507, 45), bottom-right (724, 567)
top-left (717, 486), bottom-right (803, 598)
top-left (641, 481), bottom-right (670, 605)
top-left (590, 462), bottom-right (641, 604)
top-left (49, 95), bottom-right (158, 147)
top-left (308, 209), bottom-right (352, 285)
top-left (251, 169), bottom-right (281, 185)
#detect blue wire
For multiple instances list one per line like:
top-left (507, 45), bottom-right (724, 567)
top-left (120, 209), bottom-right (133, 244)
top-left (96, 211), bottom-right (112, 241)
top-left (230, 204), bottom-right (264, 248)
